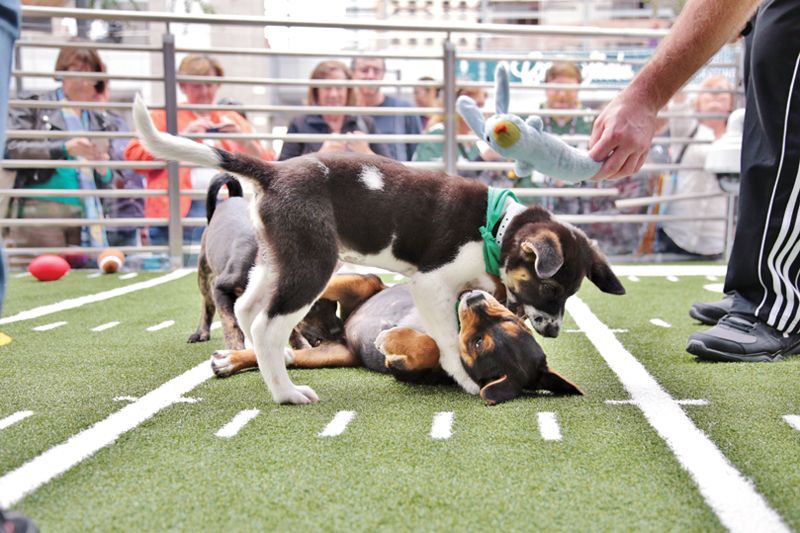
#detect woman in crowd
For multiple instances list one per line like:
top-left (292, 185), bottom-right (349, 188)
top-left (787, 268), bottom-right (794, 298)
top-left (279, 60), bottom-right (389, 160)
top-left (125, 54), bottom-right (273, 245)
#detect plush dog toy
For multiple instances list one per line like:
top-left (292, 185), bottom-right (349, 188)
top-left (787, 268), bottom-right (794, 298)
top-left (457, 63), bottom-right (602, 182)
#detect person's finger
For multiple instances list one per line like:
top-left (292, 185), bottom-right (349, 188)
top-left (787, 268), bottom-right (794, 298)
top-left (593, 148), bottom-right (632, 181)
top-left (588, 128), bottom-right (617, 162)
top-left (588, 118), bottom-right (605, 150)
top-left (615, 150), bottom-right (647, 179)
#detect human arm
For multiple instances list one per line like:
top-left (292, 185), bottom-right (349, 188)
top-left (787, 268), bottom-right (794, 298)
top-left (588, 0), bottom-right (759, 180)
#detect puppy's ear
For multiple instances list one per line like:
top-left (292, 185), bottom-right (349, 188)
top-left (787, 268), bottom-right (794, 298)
top-left (480, 375), bottom-right (521, 405)
top-left (535, 368), bottom-right (584, 396)
top-left (587, 244), bottom-right (625, 295)
top-left (520, 232), bottom-right (564, 279)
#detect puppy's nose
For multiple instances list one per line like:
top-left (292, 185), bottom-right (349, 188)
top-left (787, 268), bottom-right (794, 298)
top-left (466, 292), bottom-right (486, 307)
top-left (543, 323), bottom-right (560, 338)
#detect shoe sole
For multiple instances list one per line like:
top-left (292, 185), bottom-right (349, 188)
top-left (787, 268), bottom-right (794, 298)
top-left (685, 338), bottom-right (800, 363)
top-left (688, 307), bottom-right (724, 326)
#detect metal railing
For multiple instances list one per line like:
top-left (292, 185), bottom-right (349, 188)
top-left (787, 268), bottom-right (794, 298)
top-left (2, 6), bottom-right (741, 267)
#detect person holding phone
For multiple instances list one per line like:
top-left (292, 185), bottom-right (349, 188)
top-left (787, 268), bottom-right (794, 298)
top-left (125, 54), bottom-right (275, 247)
top-left (4, 45), bottom-right (121, 254)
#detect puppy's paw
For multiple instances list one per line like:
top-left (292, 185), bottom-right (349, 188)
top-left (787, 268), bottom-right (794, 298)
top-left (461, 380), bottom-right (481, 395)
top-left (284, 347), bottom-right (295, 367)
top-left (374, 327), bottom-right (402, 356)
top-left (210, 350), bottom-right (234, 378)
top-left (272, 384), bottom-right (319, 405)
top-left (188, 331), bottom-right (210, 343)
top-left (384, 353), bottom-right (410, 371)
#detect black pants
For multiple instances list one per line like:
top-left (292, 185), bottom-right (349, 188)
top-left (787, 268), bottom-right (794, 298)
top-left (725, 0), bottom-right (800, 333)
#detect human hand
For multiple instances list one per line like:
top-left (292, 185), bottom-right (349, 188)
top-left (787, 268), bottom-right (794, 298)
top-left (345, 131), bottom-right (372, 154)
top-left (64, 137), bottom-right (97, 159)
top-left (181, 117), bottom-right (216, 135)
top-left (319, 139), bottom-right (348, 153)
top-left (588, 91), bottom-right (659, 180)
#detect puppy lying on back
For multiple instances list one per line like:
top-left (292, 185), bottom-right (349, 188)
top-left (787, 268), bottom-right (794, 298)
top-left (188, 173), bottom-right (343, 351)
top-left (212, 274), bottom-right (582, 405)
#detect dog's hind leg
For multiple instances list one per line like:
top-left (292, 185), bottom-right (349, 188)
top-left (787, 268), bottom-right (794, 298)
top-left (213, 276), bottom-right (246, 350)
top-left (188, 258), bottom-right (215, 344)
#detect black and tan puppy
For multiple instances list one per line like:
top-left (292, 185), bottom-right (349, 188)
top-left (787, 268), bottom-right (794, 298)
top-left (188, 174), bottom-right (346, 351)
top-left (188, 174), bottom-right (255, 350)
top-left (212, 276), bottom-right (582, 405)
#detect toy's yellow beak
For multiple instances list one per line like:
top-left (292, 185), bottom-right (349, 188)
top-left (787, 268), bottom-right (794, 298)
top-left (492, 121), bottom-right (520, 149)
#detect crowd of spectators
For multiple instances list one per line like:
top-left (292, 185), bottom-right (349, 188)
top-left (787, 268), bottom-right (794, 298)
top-left (2, 48), bottom-right (735, 262)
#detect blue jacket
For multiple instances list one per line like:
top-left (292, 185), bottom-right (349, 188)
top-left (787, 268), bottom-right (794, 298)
top-left (279, 114), bottom-right (390, 161)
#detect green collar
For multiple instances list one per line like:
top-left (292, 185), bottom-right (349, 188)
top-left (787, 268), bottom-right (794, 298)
top-left (479, 187), bottom-right (520, 276)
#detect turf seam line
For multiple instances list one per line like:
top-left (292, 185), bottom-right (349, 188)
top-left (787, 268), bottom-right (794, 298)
top-left (567, 296), bottom-right (789, 533)
top-left (430, 412), bottom-right (454, 440)
top-left (216, 409), bottom-right (260, 438)
top-left (0, 361), bottom-right (214, 508)
top-left (318, 411), bottom-right (357, 437)
top-left (537, 412), bottom-right (562, 441)
top-left (783, 415), bottom-right (800, 432)
top-left (0, 411), bottom-right (33, 431)
top-left (0, 269), bottom-right (195, 325)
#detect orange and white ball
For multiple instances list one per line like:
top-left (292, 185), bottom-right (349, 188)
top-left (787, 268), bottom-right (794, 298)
top-left (98, 248), bottom-right (125, 274)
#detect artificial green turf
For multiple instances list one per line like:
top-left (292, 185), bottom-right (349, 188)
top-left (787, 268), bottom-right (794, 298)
top-left (1, 270), bottom-right (797, 531)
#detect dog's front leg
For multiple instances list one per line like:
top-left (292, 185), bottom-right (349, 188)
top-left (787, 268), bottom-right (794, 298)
top-left (409, 275), bottom-right (480, 395)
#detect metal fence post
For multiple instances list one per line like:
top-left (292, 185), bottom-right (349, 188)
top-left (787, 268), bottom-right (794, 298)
top-left (162, 32), bottom-right (183, 270)
top-left (442, 39), bottom-right (457, 176)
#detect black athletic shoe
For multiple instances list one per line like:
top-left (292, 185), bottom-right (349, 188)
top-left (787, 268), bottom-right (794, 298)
top-left (689, 293), bottom-right (734, 325)
top-left (686, 313), bottom-right (800, 362)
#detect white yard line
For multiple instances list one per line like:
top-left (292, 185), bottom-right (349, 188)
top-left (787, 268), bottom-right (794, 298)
top-left (13, 272), bottom-right (31, 279)
top-left (32, 321), bottom-right (67, 332)
top-left (607, 399), bottom-right (709, 406)
top-left (627, 275), bottom-right (640, 282)
top-left (537, 412), bottom-right (562, 441)
top-left (86, 273), bottom-right (102, 279)
top-left (318, 411), bottom-right (356, 437)
top-left (567, 297), bottom-right (789, 533)
top-left (0, 411), bottom-right (33, 430)
top-left (210, 321), bottom-right (221, 331)
top-left (119, 273), bottom-right (138, 280)
top-left (216, 409), bottom-right (260, 438)
top-left (1, 269), bottom-right (194, 325)
top-left (146, 320), bottom-right (175, 332)
top-left (430, 412), bottom-right (454, 440)
top-left (92, 321), bottom-right (120, 332)
top-left (649, 318), bottom-right (672, 328)
top-left (0, 361), bottom-right (214, 508)
top-left (783, 415), bottom-right (800, 432)
top-left (704, 283), bottom-right (725, 294)
top-left (666, 275), bottom-right (680, 282)
top-left (611, 265), bottom-right (727, 277)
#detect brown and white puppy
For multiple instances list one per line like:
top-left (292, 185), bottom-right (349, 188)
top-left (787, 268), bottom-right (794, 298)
top-left (212, 277), bottom-right (582, 405)
top-left (133, 96), bottom-right (623, 405)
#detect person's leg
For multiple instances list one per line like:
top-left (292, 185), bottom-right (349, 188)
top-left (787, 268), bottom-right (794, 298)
top-left (0, 5), bottom-right (19, 317)
top-left (688, 0), bottom-right (800, 361)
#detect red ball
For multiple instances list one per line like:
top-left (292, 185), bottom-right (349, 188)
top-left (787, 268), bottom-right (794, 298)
top-left (28, 254), bottom-right (71, 282)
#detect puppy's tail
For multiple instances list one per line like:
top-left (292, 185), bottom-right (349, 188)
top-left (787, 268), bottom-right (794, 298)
top-left (205, 173), bottom-right (243, 222)
top-left (131, 94), bottom-right (275, 191)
